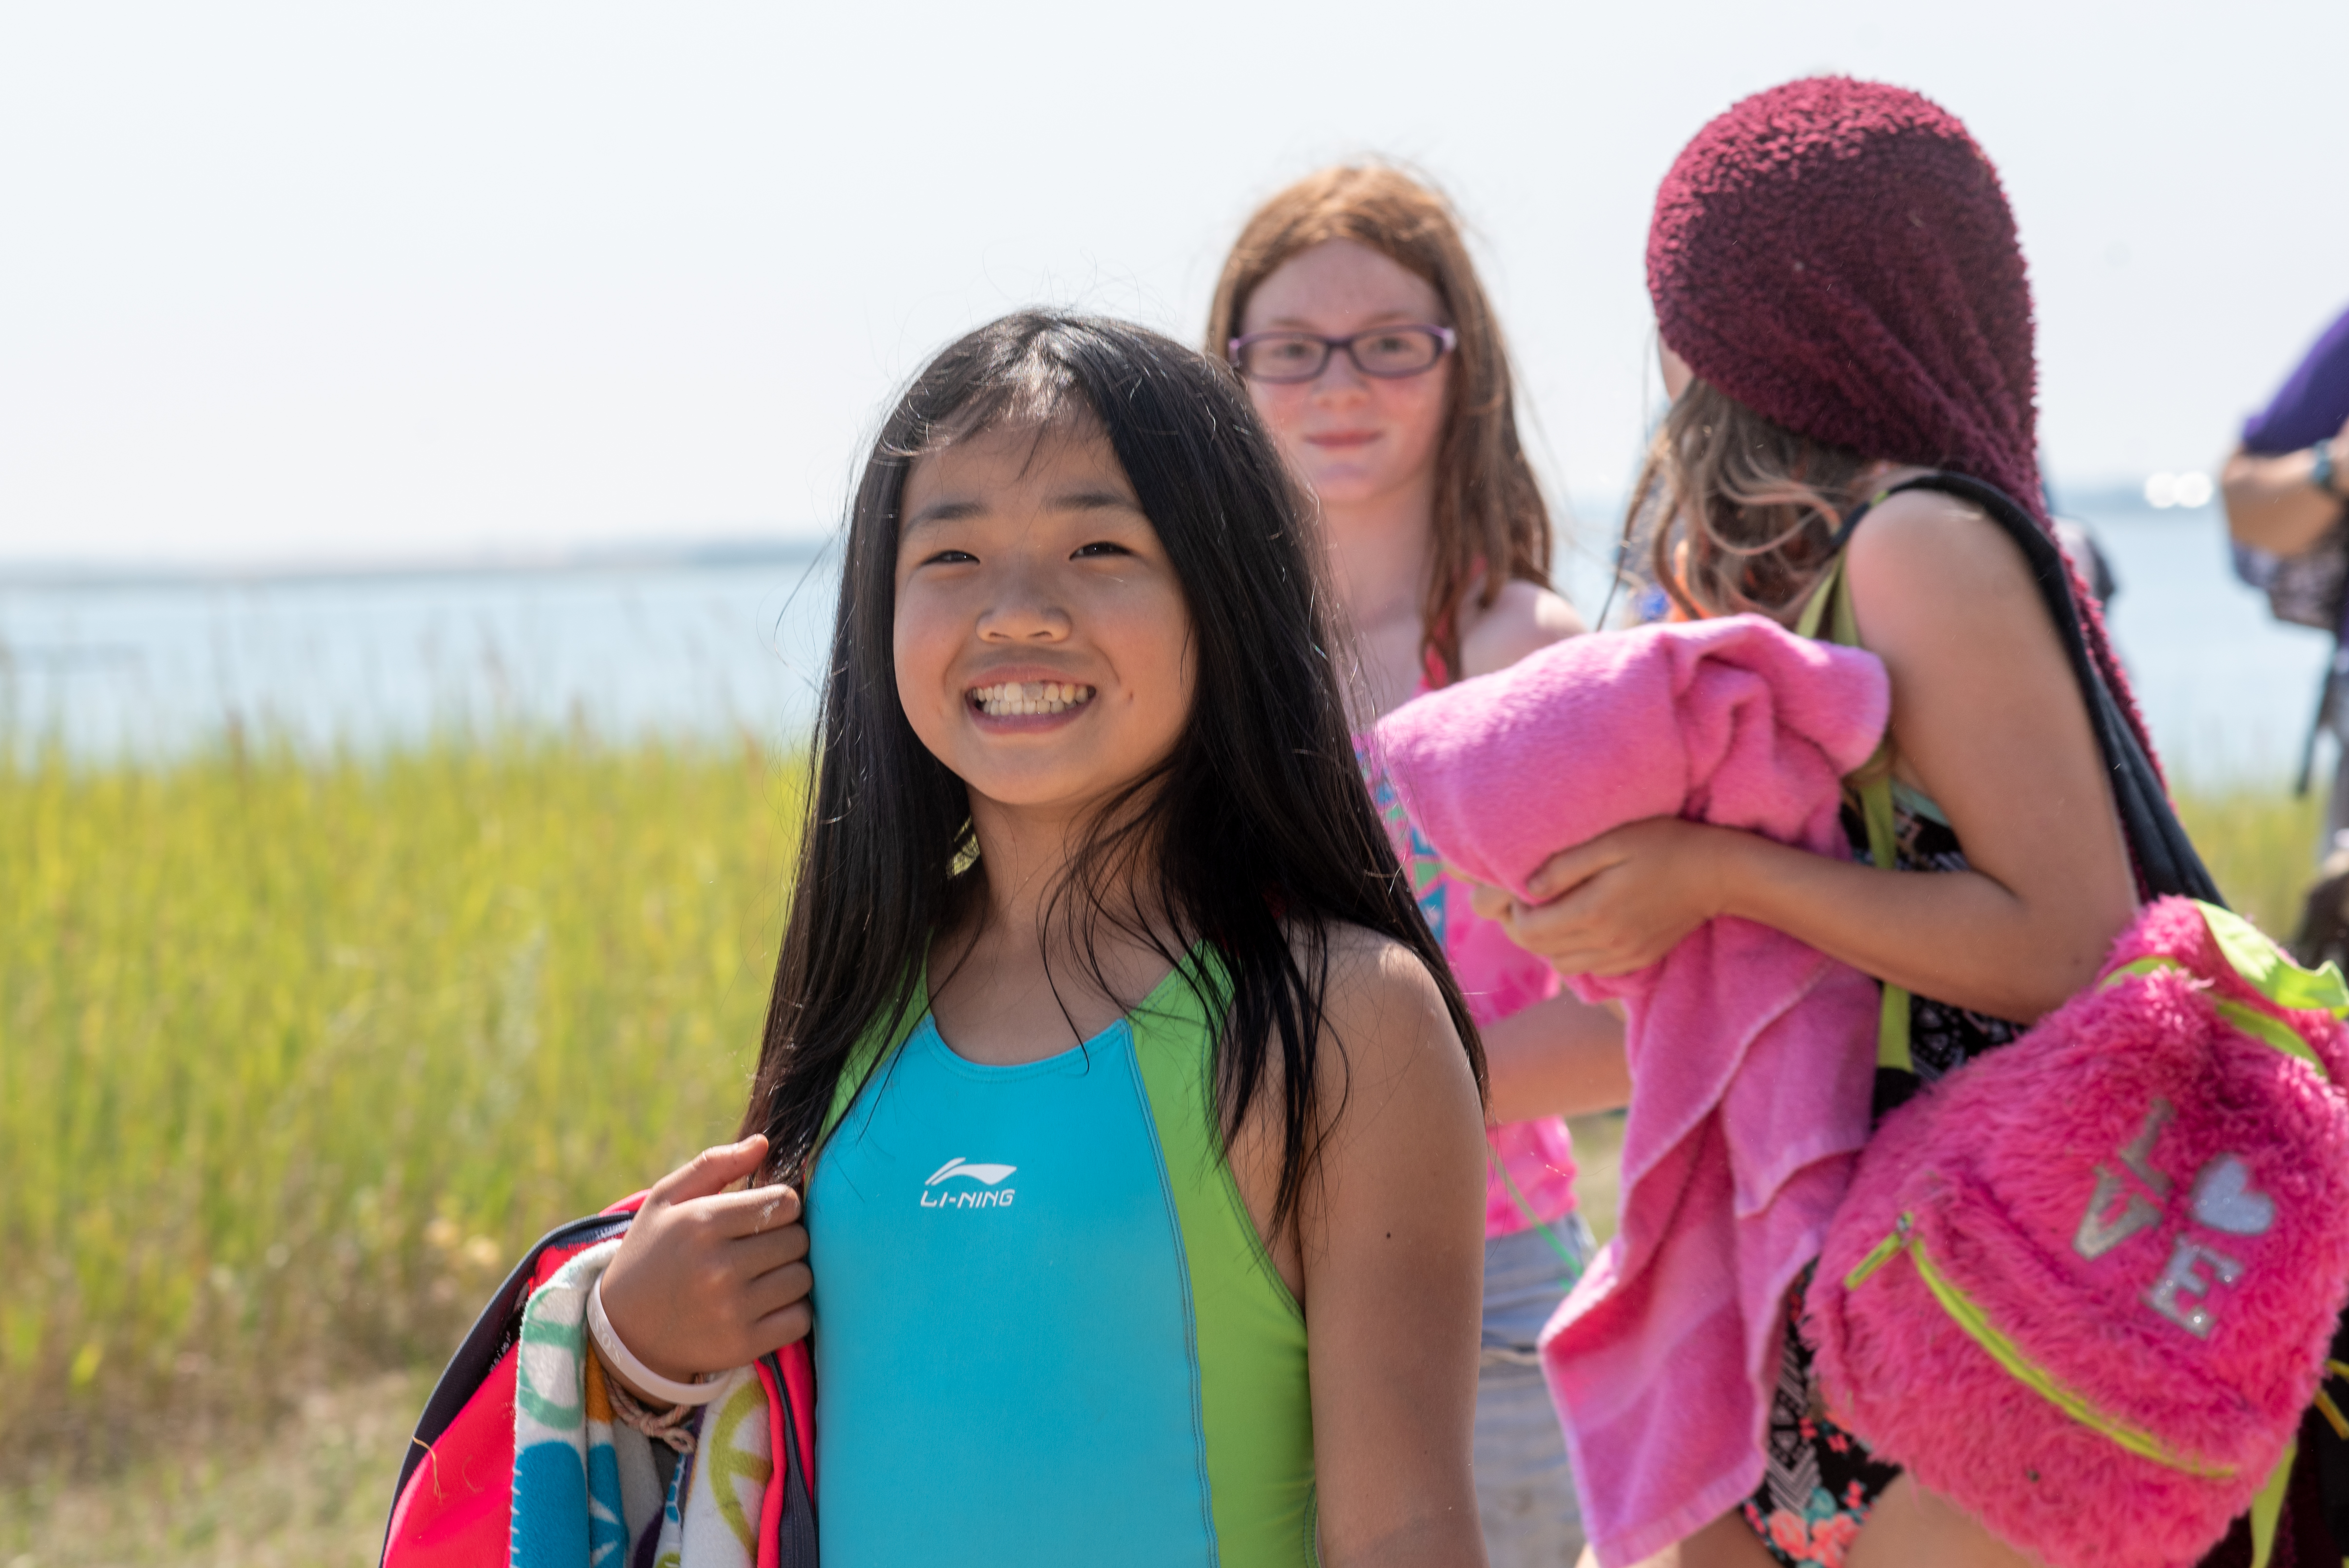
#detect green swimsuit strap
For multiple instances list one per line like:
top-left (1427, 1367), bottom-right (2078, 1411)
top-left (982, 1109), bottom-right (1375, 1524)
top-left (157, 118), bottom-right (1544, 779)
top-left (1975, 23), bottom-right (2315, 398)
top-left (1793, 492), bottom-right (1915, 1077)
top-left (814, 974), bottom-right (932, 1155)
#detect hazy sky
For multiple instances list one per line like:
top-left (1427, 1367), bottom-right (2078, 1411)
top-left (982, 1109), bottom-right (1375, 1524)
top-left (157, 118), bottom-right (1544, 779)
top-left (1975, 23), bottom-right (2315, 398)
top-left (2, 0), bottom-right (2342, 564)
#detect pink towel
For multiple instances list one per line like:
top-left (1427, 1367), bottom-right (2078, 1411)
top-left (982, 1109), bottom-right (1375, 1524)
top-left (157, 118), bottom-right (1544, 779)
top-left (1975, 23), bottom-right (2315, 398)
top-left (1374, 615), bottom-right (1890, 1567)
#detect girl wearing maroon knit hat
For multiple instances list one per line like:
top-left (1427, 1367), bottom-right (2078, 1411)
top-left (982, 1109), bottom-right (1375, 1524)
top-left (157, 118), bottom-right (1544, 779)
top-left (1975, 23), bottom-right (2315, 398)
top-left (1478, 77), bottom-right (2204, 1568)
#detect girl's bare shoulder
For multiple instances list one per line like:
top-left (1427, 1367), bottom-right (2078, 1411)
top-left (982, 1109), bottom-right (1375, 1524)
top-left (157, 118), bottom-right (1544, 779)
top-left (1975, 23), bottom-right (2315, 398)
top-left (1843, 486), bottom-right (2037, 609)
top-left (1458, 578), bottom-right (1585, 679)
top-left (1300, 922), bottom-right (1473, 1096)
top-left (1313, 920), bottom-right (1445, 1012)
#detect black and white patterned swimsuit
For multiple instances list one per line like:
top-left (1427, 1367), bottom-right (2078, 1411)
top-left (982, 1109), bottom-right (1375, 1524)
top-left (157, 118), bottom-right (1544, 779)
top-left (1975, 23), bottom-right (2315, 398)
top-left (1742, 793), bottom-right (2026, 1567)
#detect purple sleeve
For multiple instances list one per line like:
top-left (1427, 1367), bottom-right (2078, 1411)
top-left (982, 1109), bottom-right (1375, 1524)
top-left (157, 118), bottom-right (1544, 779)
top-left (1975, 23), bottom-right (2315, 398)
top-left (2243, 304), bottom-right (2349, 454)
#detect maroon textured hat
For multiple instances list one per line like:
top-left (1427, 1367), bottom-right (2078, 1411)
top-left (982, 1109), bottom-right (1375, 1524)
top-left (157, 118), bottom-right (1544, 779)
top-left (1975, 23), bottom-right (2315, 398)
top-left (1649, 76), bottom-right (2040, 516)
top-left (1648, 76), bottom-right (2156, 770)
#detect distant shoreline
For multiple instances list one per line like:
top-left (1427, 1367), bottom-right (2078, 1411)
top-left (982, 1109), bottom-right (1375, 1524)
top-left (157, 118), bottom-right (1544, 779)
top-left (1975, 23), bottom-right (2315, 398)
top-left (0, 535), bottom-right (831, 592)
top-left (0, 487), bottom-right (2207, 591)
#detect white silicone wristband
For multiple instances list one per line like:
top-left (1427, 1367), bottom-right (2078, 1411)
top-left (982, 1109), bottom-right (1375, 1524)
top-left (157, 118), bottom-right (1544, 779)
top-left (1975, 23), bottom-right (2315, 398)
top-left (586, 1275), bottom-right (728, 1406)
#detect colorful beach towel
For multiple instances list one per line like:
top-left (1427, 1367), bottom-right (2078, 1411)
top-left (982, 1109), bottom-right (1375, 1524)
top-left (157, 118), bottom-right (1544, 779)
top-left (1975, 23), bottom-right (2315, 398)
top-left (510, 1238), bottom-right (775, 1568)
top-left (381, 1200), bottom-right (815, 1568)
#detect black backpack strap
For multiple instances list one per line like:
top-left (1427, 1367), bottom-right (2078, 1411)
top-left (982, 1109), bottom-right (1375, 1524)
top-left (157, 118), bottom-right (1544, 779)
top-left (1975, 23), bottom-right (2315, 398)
top-left (382, 1209), bottom-right (633, 1557)
top-left (1875, 473), bottom-right (2225, 907)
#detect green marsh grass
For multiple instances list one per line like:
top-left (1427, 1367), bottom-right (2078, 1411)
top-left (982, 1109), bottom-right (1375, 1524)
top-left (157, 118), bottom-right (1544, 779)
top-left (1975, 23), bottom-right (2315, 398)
top-left (2172, 782), bottom-right (2327, 939)
top-left (0, 731), bottom-right (801, 1471)
top-left (0, 729), bottom-right (2328, 1491)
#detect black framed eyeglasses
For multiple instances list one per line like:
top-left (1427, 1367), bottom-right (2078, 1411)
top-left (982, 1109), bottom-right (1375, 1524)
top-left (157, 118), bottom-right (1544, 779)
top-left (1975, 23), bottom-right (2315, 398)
top-left (1227, 324), bottom-right (1457, 384)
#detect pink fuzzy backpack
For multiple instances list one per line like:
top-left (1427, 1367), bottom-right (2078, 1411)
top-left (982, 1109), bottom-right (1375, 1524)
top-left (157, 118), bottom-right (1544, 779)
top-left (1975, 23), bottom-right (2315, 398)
top-left (1807, 899), bottom-right (2349, 1568)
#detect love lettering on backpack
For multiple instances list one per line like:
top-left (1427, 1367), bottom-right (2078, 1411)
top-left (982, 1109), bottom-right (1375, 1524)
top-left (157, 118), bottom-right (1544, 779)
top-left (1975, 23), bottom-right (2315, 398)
top-left (2072, 1098), bottom-right (2274, 1338)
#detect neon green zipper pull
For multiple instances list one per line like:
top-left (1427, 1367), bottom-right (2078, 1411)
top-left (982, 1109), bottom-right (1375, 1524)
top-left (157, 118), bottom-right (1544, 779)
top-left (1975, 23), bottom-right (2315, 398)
top-left (1844, 1212), bottom-right (1912, 1289)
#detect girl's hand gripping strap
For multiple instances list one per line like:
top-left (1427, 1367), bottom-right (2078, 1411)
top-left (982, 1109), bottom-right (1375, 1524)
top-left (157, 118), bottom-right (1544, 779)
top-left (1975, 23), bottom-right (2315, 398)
top-left (1793, 526), bottom-right (1914, 1077)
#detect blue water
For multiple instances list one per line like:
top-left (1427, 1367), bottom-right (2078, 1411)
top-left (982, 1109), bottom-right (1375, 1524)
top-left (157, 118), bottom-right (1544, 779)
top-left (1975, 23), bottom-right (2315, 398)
top-left (1, 500), bottom-right (2329, 784)
top-left (0, 550), bottom-right (843, 759)
top-left (2091, 504), bottom-right (2334, 785)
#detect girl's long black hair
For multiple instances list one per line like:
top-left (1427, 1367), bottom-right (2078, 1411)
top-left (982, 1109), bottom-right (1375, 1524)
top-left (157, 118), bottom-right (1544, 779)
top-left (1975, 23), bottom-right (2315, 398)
top-left (742, 310), bottom-right (1481, 1229)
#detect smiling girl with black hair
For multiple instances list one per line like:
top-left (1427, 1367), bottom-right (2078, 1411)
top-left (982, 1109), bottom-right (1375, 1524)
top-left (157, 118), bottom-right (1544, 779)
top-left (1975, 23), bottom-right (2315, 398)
top-left (592, 310), bottom-right (1492, 1567)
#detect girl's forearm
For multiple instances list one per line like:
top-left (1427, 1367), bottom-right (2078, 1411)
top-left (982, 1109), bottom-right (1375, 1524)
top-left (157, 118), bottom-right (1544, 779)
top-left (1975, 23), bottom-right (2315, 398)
top-left (1481, 994), bottom-right (1629, 1124)
top-left (1713, 830), bottom-right (2122, 1025)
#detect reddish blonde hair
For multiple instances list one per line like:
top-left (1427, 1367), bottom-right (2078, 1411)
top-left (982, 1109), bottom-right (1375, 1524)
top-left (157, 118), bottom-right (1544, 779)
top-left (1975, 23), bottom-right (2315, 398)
top-left (1206, 165), bottom-right (1552, 682)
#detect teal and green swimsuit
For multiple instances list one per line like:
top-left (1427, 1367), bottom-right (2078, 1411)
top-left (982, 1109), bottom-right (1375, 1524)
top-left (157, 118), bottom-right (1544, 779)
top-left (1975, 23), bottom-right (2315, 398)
top-left (805, 951), bottom-right (1318, 1566)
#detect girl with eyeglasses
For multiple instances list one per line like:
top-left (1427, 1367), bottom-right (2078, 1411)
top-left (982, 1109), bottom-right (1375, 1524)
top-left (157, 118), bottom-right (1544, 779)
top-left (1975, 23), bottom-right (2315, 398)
top-left (1209, 164), bottom-right (1631, 1567)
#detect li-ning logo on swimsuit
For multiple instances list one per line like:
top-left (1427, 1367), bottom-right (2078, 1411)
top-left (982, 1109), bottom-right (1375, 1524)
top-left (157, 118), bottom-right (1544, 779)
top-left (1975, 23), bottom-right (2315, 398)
top-left (920, 1156), bottom-right (1017, 1210)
